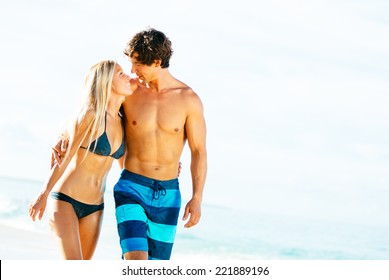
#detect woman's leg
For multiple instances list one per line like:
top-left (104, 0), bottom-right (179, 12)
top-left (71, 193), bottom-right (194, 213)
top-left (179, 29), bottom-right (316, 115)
top-left (79, 210), bottom-right (104, 260)
top-left (48, 200), bottom-right (82, 259)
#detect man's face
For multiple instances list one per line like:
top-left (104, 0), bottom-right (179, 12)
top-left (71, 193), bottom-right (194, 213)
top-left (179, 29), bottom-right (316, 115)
top-left (129, 53), bottom-right (153, 83)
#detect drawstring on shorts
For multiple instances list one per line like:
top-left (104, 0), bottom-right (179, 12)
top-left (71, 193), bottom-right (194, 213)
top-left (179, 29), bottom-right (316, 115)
top-left (151, 180), bottom-right (167, 200)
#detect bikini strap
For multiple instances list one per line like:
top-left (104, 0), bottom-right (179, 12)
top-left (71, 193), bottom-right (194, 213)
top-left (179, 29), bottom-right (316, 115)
top-left (104, 111), bottom-right (107, 131)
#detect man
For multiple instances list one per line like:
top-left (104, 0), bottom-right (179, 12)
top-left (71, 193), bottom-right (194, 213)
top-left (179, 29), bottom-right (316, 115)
top-left (53, 28), bottom-right (207, 260)
top-left (115, 28), bottom-right (207, 260)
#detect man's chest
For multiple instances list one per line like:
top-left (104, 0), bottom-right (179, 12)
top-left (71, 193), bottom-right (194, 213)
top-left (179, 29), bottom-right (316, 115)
top-left (124, 96), bottom-right (187, 133)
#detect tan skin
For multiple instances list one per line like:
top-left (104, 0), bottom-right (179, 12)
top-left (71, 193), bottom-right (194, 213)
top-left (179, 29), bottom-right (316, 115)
top-left (120, 54), bottom-right (207, 260)
top-left (50, 56), bottom-right (207, 260)
top-left (29, 65), bottom-right (137, 259)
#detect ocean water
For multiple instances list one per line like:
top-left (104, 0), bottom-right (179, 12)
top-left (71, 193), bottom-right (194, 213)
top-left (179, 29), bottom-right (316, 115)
top-left (0, 176), bottom-right (388, 260)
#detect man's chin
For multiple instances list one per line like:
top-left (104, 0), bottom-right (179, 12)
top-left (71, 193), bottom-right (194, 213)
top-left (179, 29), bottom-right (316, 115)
top-left (137, 77), bottom-right (148, 85)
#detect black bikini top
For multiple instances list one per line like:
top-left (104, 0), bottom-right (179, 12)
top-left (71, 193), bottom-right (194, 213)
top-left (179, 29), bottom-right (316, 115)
top-left (80, 112), bottom-right (125, 159)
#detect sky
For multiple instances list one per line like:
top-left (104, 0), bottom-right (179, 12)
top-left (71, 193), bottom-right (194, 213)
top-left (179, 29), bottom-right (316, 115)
top-left (0, 0), bottom-right (389, 227)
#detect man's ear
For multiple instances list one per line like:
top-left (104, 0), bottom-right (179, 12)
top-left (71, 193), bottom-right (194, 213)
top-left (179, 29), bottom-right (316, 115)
top-left (154, 59), bottom-right (162, 67)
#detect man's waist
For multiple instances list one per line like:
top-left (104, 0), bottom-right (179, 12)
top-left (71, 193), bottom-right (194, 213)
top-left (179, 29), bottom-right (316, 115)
top-left (119, 169), bottom-right (179, 188)
top-left (123, 159), bottom-right (179, 180)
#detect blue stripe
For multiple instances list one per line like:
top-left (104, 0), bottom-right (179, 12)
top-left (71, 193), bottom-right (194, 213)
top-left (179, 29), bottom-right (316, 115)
top-left (114, 190), bottom-right (147, 208)
top-left (117, 220), bottom-right (147, 241)
top-left (148, 221), bottom-right (177, 243)
top-left (121, 237), bottom-right (148, 253)
top-left (116, 204), bottom-right (146, 224)
top-left (157, 189), bottom-right (182, 207)
top-left (149, 206), bottom-right (181, 225)
top-left (115, 202), bottom-right (180, 226)
top-left (114, 189), bottom-right (181, 208)
top-left (120, 169), bottom-right (179, 189)
top-left (148, 238), bottom-right (174, 260)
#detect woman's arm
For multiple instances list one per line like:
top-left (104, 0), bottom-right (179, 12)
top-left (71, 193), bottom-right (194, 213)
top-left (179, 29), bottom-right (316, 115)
top-left (29, 112), bottom-right (93, 221)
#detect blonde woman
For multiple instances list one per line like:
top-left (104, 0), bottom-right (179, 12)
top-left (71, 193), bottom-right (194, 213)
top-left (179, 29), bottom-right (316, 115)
top-left (29, 60), bottom-right (138, 259)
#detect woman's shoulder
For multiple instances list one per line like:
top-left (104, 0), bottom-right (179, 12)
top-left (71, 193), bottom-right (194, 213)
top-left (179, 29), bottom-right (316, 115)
top-left (78, 108), bottom-right (96, 123)
top-left (77, 108), bottom-right (96, 127)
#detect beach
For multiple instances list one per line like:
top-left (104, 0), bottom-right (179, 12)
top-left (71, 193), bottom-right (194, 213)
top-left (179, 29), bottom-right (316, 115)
top-left (2, 175), bottom-right (389, 260)
top-left (0, 224), bottom-right (61, 259)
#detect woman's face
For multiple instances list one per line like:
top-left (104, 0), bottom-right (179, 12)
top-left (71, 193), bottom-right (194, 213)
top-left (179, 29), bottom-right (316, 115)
top-left (112, 64), bottom-right (137, 96)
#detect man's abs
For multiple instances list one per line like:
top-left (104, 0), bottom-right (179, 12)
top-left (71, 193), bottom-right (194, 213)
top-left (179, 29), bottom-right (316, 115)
top-left (124, 157), bottom-right (181, 180)
top-left (123, 132), bottom-right (185, 180)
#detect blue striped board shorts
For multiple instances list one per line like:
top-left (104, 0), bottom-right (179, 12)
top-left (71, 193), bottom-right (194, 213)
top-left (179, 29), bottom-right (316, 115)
top-left (113, 169), bottom-right (182, 260)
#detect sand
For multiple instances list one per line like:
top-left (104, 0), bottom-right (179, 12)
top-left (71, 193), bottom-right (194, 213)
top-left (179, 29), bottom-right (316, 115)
top-left (0, 224), bottom-right (60, 259)
top-left (0, 223), bottom-right (121, 260)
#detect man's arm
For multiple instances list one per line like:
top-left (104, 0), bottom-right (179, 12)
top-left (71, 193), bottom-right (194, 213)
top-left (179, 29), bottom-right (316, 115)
top-left (51, 132), bottom-right (69, 168)
top-left (182, 93), bottom-right (207, 228)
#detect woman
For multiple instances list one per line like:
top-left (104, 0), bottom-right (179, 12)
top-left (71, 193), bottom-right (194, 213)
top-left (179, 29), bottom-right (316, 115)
top-left (29, 60), bottom-right (138, 259)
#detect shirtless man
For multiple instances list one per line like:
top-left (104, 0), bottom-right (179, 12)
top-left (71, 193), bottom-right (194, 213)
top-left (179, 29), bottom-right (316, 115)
top-left (113, 28), bottom-right (207, 260)
top-left (53, 28), bottom-right (206, 260)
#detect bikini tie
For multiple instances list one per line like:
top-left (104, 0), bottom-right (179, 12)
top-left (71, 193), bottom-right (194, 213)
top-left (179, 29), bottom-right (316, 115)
top-left (151, 181), bottom-right (167, 200)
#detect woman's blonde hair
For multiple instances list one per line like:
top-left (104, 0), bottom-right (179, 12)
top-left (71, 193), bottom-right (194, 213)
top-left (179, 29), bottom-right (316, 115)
top-left (64, 60), bottom-right (117, 160)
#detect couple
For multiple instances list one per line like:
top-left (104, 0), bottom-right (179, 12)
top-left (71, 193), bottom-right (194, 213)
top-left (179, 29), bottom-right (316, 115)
top-left (29, 28), bottom-right (207, 260)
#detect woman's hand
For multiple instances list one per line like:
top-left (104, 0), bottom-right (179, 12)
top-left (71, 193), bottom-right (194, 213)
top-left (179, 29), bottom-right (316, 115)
top-left (28, 192), bottom-right (48, 222)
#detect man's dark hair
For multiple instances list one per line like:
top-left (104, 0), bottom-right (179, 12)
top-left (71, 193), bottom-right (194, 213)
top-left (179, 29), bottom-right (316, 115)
top-left (124, 28), bottom-right (173, 68)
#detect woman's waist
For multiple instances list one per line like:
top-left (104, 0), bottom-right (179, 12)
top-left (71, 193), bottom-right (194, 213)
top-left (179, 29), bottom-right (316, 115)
top-left (53, 174), bottom-right (106, 204)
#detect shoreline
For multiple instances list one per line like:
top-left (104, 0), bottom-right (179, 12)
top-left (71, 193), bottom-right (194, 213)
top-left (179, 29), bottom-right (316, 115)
top-left (0, 223), bottom-right (262, 260)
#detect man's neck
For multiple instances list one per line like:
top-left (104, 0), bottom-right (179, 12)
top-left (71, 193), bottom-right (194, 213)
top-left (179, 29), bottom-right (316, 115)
top-left (148, 69), bottom-right (173, 93)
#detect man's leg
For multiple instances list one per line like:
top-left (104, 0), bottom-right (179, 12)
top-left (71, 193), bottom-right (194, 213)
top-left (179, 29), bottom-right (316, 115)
top-left (123, 251), bottom-right (148, 260)
top-left (147, 185), bottom-right (181, 260)
top-left (116, 202), bottom-right (149, 259)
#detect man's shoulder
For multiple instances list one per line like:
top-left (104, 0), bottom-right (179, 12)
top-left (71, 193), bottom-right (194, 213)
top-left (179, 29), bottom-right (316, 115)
top-left (174, 84), bottom-right (199, 99)
top-left (178, 86), bottom-right (195, 96)
top-left (177, 87), bottom-right (204, 114)
top-left (169, 77), bottom-right (194, 94)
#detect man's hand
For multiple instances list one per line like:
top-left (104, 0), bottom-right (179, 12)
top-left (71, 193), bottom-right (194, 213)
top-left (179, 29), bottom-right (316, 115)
top-left (177, 162), bottom-right (182, 177)
top-left (182, 197), bottom-right (202, 228)
top-left (50, 136), bottom-right (68, 168)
